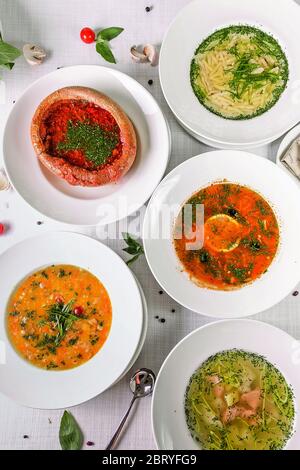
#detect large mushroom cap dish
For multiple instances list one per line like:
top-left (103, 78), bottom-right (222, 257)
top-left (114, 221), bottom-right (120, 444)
top-left (31, 86), bottom-right (137, 186)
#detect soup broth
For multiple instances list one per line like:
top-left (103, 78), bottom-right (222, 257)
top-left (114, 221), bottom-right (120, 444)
top-left (185, 350), bottom-right (295, 450)
top-left (7, 264), bottom-right (112, 370)
top-left (174, 182), bottom-right (279, 290)
top-left (190, 25), bottom-right (288, 120)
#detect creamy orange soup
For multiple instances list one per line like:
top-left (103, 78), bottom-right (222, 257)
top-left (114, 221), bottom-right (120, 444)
top-left (7, 265), bottom-right (112, 370)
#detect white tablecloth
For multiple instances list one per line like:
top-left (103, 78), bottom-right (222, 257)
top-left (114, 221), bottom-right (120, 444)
top-left (0, 0), bottom-right (299, 450)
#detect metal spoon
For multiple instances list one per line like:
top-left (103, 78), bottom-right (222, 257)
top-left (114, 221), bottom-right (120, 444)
top-left (105, 368), bottom-right (156, 450)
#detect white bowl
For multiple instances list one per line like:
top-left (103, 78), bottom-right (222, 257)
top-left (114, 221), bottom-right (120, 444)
top-left (276, 123), bottom-right (300, 187)
top-left (159, 0), bottom-right (300, 148)
top-left (3, 65), bottom-right (171, 226)
top-left (115, 275), bottom-right (148, 384)
top-left (152, 319), bottom-right (300, 450)
top-left (0, 232), bottom-right (144, 409)
top-left (143, 150), bottom-right (300, 318)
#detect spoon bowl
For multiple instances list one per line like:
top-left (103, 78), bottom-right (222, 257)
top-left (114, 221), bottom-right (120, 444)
top-left (106, 368), bottom-right (156, 450)
top-left (130, 368), bottom-right (156, 398)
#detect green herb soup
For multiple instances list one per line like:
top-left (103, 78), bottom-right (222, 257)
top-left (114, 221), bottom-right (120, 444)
top-left (190, 25), bottom-right (289, 120)
top-left (185, 350), bottom-right (294, 450)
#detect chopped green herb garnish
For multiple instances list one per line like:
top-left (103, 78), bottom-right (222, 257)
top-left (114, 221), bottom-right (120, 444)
top-left (57, 120), bottom-right (119, 167)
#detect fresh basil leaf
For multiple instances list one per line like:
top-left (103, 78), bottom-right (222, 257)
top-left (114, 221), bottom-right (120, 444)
top-left (0, 62), bottom-right (14, 70)
top-left (0, 40), bottom-right (21, 64)
top-left (123, 246), bottom-right (140, 255)
top-left (59, 411), bottom-right (83, 450)
top-left (97, 27), bottom-right (124, 42)
top-left (122, 233), bottom-right (144, 265)
top-left (122, 232), bottom-right (139, 248)
top-left (96, 40), bottom-right (116, 64)
top-left (126, 254), bottom-right (140, 266)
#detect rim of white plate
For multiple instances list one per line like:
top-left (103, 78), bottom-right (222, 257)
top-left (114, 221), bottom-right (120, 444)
top-left (0, 231), bottom-right (144, 409)
top-left (152, 319), bottom-right (300, 450)
top-left (3, 65), bottom-right (171, 226)
top-left (159, 0), bottom-right (300, 147)
top-left (143, 150), bottom-right (300, 318)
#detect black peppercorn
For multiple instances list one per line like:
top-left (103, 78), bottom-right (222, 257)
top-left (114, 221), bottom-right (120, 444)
top-left (227, 208), bottom-right (238, 218)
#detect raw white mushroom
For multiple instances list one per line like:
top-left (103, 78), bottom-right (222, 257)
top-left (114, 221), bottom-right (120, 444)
top-left (143, 44), bottom-right (158, 66)
top-left (130, 45), bottom-right (148, 63)
top-left (23, 44), bottom-right (46, 66)
top-left (0, 168), bottom-right (10, 191)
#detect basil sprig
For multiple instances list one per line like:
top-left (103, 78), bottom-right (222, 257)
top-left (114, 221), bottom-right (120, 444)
top-left (122, 233), bottom-right (144, 265)
top-left (96, 27), bottom-right (124, 64)
top-left (59, 411), bottom-right (83, 450)
top-left (0, 32), bottom-right (21, 70)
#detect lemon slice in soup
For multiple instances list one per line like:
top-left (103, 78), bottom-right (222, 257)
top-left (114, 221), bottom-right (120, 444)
top-left (205, 214), bottom-right (241, 253)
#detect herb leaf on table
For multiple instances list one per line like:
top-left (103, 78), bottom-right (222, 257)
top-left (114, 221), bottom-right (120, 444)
top-left (97, 27), bottom-right (124, 42)
top-left (59, 411), bottom-right (83, 450)
top-left (0, 33), bottom-right (21, 69)
top-left (96, 41), bottom-right (116, 64)
top-left (122, 233), bottom-right (144, 265)
top-left (95, 26), bottom-right (124, 63)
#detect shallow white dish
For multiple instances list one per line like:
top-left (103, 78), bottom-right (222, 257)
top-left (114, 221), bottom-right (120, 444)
top-left (3, 65), bottom-right (171, 226)
top-left (160, 0), bottom-right (300, 148)
top-left (152, 319), bottom-right (300, 450)
top-left (177, 116), bottom-right (281, 150)
top-left (276, 123), bottom-right (300, 187)
top-left (176, 117), bottom-right (274, 150)
top-left (0, 232), bottom-right (144, 409)
top-left (143, 150), bottom-right (300, 318)
top-left (114, 275), bottom-right (148, 384)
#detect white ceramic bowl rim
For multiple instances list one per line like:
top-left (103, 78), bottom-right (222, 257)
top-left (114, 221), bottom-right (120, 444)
top-left (3, 65), bottom-right (171, 226)
top-left (159, 0), bottom-right (300, 146)
top-left (152, 319), bottom-right (300, 450)
top-left (0, 232), bottom-right (144, 409)
top-left (143, 150), bottom-right (300, 318)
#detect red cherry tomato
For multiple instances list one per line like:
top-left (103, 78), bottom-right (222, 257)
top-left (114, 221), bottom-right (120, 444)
top-left (74, 306), bottom-right (84, 317)
top-left (0, 223), bottom-right (5, 235)
top-left (55, 295), bottom-right (64, 304)
top-left (80, 27), bottom-right (96, 44)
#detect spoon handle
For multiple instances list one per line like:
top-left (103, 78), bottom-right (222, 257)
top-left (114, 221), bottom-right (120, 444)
top-left (105, 396), bottom-right (137, 450)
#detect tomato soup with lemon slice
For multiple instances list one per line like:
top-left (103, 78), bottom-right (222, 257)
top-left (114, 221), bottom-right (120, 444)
top-left (174, 183), bottom-right (279, 290)
top-left (7, 265), bottom-right (112, 370)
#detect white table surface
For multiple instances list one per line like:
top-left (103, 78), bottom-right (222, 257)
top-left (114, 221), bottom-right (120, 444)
top-left (0, 0), bottom-right (299, 450)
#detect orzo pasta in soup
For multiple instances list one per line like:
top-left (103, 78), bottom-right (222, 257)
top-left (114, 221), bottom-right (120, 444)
top-left (190, 25), bottom-right (288, 119)
top-left (7, 264), bottom-right (112, 370)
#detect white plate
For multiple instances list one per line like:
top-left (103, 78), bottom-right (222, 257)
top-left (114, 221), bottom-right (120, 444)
top-left (160, 0), bottom-right (300, 148)
top-left (0, 232), bottom-right (144, 409)
top-left (152, 319), bottom-right (300, 450)
top-left (276, 123), bottom-right (300, 186)
top-left (114, 275), bottom-right (148, 384)
top-left (143, 150), bottom-right (300, 318)
top-left (3, 65), bottom-right (171, 226)
top-left (177, 116), bottom-right (282, 150)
